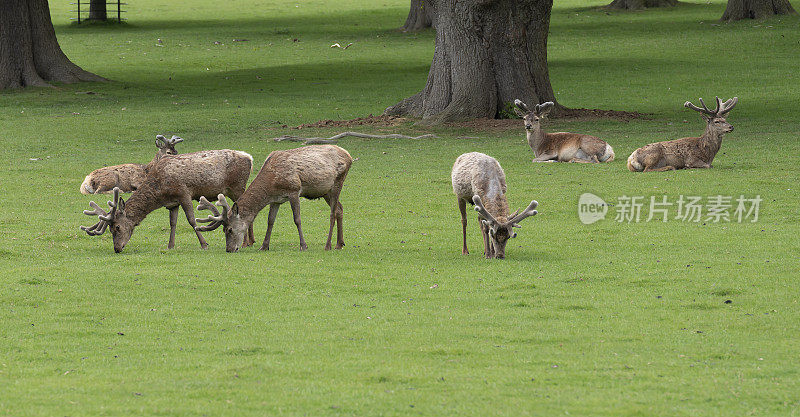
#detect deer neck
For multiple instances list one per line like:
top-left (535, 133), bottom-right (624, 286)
top-left (234, 171), bottom-right (281, 223)
top-left (481, 188), bottom-right (510, 223)
top-left (527, 124), bottom-right (547, 155)
top-left (122, 185), bottom-right (165, 225)
top-left (699, 125), bottom-right (724, 162)
top-left (145, 151), bottom-right (167, 172)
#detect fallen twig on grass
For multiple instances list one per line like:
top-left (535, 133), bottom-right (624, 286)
top-left (272, 131), bottom-right (438, 144)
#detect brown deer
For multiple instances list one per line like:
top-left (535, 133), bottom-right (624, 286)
top-left (627, 97), bottom-right (737, 172)
top-left (80, 135), bottom-right (183, 194)
top-left (514, 100), bottom-right (615, 163)
top-left (80, 150), bottom-right (254, 252)
top-left (451, 152), bottom-right (538, 259)
top-left (195, 145), bottom-right (353, 253)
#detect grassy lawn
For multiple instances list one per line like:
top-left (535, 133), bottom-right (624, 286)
top-left (2, 0), bottom-right (800, 415)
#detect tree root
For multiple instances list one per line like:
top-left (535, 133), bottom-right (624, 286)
top-left (272, 131), bottom-right (438, 144)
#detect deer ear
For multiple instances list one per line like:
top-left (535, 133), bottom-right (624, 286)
top-left (514, 107), bottom-right (527, 118)
top-left (117, 198), bottom-right (126, 212)
top-left (231, 202), bottom-right (239, 216)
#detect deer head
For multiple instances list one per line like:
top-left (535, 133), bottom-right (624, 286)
top-left (80, 187), bottom-right (136, 253)
top-left (685, 97), bottom-right (738, 135)
top-left (514, 99), bottom-right (554, 131)
top-left (155, 134), bottom-right (183, 156)
top-left (196, 195), bottom-right (248, 252)
top-left (472, 195), bottom-right (538, 259)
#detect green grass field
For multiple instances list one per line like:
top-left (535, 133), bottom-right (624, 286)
top-left (2, 0), bottom-right (800, 415)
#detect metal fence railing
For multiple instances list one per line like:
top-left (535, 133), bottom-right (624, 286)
top-left (70, 0), bottom-right (127, 23)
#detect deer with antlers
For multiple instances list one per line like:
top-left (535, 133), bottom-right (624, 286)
top-left (80, 150), bottom-right (254, 252)
top-left (451, 152), bottom-right (539, 259)
top-left (80, 135), bottom-right (184, 194)
top-left (627, 97), bottom-right (738, 172)
top-left (514, 100), bottom-right (615, 163)
top-left (195, 145), bottom-right (353, 253)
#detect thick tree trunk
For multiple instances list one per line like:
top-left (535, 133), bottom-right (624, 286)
top-left (88, 0), bottom-right (108, 20)
top-left (605, 0), bottom-right (678, 9)
top-left (720, 0), bottom-right (796, 20)
top-left (401, 0), bottom-right (433, 31)
top-left (386, 0), bottom-right (557, 124)
top-left (0, 0), bottom-right (105, 89)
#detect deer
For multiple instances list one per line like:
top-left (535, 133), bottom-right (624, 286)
top-left (80, 149), bottom-right (254, 253)
top-left (627, 96), bottom-right (738, 172)
top-left (451, 152), bottom-right (539, 259)
top-left (80, 135), bottom-right (184, 194)
top-left (513, 100), bottom-right (615, 163)
top-left (195, 145), bottom-right (353, 253)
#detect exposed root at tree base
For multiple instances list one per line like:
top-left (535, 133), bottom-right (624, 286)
top-left (292, 114), bottom-right (409, 129)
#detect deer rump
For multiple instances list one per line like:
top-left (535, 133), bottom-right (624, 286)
top-left (148, 150), bottom-right (253, 201)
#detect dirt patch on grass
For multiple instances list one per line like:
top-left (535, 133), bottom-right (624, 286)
top-left (292, 114), bottom-right (409, 129)
top-left (292, 108), bottom-right (647, 131)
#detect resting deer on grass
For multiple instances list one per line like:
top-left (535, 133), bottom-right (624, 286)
top-left (627, 96), bottom-right (738, 172)
top-left (514, 100), bottom-right (615, 163)
top-left (80, 135), bottom-right (183, 194)
top-left (451, 152), bottom-right (539, 259)
top-left (195, 145), bottom-right (353, 253)
top-left (81, 150), bottom-right (254, 252)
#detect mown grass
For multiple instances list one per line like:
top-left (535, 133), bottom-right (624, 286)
top-left (1, 0), bottom-right (799, 415)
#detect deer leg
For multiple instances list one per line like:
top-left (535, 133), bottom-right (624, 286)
top-left (533, 153), bottom-right (557, 162)
top-left (289, 194), bottom-right (308, 251)
top-left (181, 199), bottom-right (208, 249)
top-left (480, 220), bottom-right (492, 258)
top-left (260, 203), bottom-right (280, 251)
top-left (644, 165), bottom-right (676, 172)
top-left (685, 157), bottom-right (711, 169)
top-left (167, 206), bottom-right (179, 249)
top-left (458, 198), bottom-right (469, 255)
top-left (323, 195), bottom-right (336, 251)
top-left (334, 201), bottom-right (344, 249)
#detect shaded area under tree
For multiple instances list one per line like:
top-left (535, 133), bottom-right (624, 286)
top-left (401, 0), bottom-right (433, 31)
top-left (604, 0), bottom-right (678, 10)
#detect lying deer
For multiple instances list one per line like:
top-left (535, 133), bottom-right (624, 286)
top-left (81, 150), bottom-right (254, 252)
top-left (80, 135), bottom-right (183, 194)
top-left (627, 97), bottom-right (737, 172)
top-left (451, 152), bottom-right (538, 259)
top-left (195, 145), bottom-right (353, 253)
top-left (514, 100), bottom-right (615, 163)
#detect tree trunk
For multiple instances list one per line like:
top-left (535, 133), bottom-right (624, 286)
top-left (0, 0), bottom-right (105, 89)
top-left (720, 0), bottom-right (796, 20)
top-left (88, 0), bottom-right (108, 21)
top-left (401, 0), bottom-right (433, 31)
top-left (605, 0), bottom-right (678, 9)
top-left (385, 0), bottom-right (557, 124)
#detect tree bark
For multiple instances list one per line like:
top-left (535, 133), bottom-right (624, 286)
top-left (401, 0), bottom-right (433, 31)
top-left (0, 0), bottom-right (105, 89)
top-left (720, 0), bottom-right (796, 20)
top-left (88, 0), bottom-right (108, 21)
top-left (385, 0), bottom-right (557, 124)
top-left (605, 0), bottom-right (678, 9)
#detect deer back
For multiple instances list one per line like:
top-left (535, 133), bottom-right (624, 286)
top-left (145, 150), bottom-right (253, 200)
top-left (451, 152), bottom-right (509, 219)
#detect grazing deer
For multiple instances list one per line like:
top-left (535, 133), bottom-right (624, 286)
top-left (627, 97), bottom-right (738, 172)
top-left (195, 145), bottom-right (353, 253)
top-left (514, 100), bottom-right (615, 163)
top-left (451, 152), bottom-right (538, 259)
top-left (80, 150), bottom-right (254, 252)
top-left (80, 135), bottom-right (183, 194)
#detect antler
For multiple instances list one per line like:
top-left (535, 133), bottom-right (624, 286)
top-left (195, 194), bottom-right (229, 231)
top-left (685, 97), bottom-right (721, 117)
top-left (514, 99), bottom-right (530, 112)
top-left (509, 200), bottom-right (539, 226)
top-left (719, 97), bottom-right (738, 116)
top-left (155, 134), bottom-right (167, 148)
top-left (535, 101), bottom-right (555, 117)
top-left (472, 195), bottom-right (498, 224)
top-left (80, 187), bottom-right (121, 236)
top-left (168, 135), bottom-right (183, 145)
